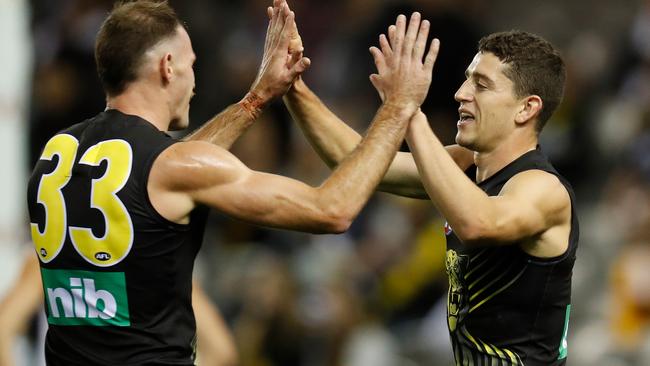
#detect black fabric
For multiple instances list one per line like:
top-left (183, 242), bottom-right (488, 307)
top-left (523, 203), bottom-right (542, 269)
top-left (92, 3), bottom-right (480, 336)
top-left (27, 110), bottom-right (208, 365)
top-left (444, 147), bottom-right (579, 366)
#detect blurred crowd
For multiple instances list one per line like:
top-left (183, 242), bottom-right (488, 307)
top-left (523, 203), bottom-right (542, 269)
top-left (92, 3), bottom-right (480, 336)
top-left (15, 0), bottom-right (650, 365)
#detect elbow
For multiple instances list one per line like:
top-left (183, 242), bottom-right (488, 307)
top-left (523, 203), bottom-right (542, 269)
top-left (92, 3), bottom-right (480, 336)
top-left (331, 216), bottom-right (353, 234)
top-left (319, 213), bottom-right (352, 234)
top-left (457, 230), bottom-right (486, 246)
top-left (314, 205), bottom-right (354, 234)
top-left (453, 220), bottom-right (494, 246)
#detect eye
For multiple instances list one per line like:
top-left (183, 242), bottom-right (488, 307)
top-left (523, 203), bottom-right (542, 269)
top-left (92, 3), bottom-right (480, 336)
top-left (475, 81), bottom-right (488, 90)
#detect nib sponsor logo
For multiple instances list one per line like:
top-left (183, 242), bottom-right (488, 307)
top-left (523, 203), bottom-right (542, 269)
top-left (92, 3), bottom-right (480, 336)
top-left (41, 268), bottom-right (130, 326)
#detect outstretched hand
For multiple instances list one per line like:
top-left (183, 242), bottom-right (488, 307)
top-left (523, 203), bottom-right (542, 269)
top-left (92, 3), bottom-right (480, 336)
top-left (368, 13), bottom-right (439, 110)
top-left (250, 0), bottom-right (310, 104)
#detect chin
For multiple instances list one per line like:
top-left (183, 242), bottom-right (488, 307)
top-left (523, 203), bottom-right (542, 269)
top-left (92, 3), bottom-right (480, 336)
top-left (168, 117), bottom-right (189, 131)
top-left (456, 133), bottom-right (478, 151)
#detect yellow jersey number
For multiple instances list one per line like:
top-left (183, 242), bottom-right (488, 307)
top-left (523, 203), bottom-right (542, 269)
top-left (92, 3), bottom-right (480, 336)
top-left (30, 135), bottom-right (134, 267)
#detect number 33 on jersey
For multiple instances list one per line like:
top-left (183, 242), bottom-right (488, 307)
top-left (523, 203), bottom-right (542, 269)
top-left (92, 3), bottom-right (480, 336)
top-left (29, 134), bottom-right (134, 267)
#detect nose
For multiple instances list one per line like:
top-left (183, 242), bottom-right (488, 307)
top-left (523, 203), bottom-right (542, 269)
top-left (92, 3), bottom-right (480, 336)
top-left (454, 80), bottom-right (472, 103)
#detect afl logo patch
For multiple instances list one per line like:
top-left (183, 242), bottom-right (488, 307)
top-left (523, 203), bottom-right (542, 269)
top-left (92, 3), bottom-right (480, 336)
top-left (95, 252), bottom-right (112, 261)
top-left (444, 221), bottom-right (453, 236)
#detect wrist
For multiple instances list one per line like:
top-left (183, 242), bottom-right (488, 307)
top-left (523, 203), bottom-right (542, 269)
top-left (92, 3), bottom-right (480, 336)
top-left (285, 77), bottom-right (306, 99)
top-left (381, 100), bottom-right (418, 119)
top-left (239, 91), bottom-right (267, 119)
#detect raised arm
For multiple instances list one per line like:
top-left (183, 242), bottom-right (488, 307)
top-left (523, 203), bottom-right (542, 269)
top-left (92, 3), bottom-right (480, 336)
top-left (285, 79), bottom-right (473, 198)
top-left (184, 0), bottom-right (309, 149)
top-left (406, 112), bottom-right (571, 256)
top-left (149, 13), bottom-right (440, 233)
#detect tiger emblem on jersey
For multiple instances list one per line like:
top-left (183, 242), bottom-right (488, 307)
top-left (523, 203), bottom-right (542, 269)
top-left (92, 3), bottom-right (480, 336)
top-left (446, 249), bottom-right (469, 332)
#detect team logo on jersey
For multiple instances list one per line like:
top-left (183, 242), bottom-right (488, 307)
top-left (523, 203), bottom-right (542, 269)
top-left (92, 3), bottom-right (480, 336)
top-left (41, 268), bottom-right (130, 326)
top-left (446, 250), bottom-right (469, 332)
top-left (444, 221), bottom-right (453, 235)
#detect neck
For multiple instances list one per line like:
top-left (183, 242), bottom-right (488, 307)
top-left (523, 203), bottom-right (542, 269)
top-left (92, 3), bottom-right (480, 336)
top-left (473, 133), bottom-right (537, 183)
top-left (106, 85), bottom-right (170, 131)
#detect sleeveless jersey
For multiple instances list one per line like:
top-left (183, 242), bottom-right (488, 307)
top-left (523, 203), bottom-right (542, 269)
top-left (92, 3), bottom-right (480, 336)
top-left (27, 109), bottom-right (208, 365)
top-left (444, 147), bottom-right (579, 366)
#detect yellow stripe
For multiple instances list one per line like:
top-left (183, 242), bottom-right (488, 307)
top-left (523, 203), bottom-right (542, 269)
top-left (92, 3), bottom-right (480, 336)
top-left (464, 251), bottom-right (494, 279)
top-left (469, 261), bottom-right (516, 302)
top-left (455, 325), bottom-right (523, 365)
top-left (480, 340), bottom-right (497, 357)
top-left (504, 349), bottom-right (519, 365)
top-left (491, 345), bottom-right (506, 360)
top-left (469, 266), bottom-right (527, 313)
top-left (461, 326), bottom-right (484, 352)
top-left (469, 248), bottom-right (489, 263)
top-left (468, 255), bottom-right (508, 290)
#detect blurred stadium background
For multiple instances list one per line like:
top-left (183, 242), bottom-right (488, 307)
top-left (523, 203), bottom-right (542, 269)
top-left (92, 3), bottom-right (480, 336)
top-left (1, 0), bottom-right (649, 365)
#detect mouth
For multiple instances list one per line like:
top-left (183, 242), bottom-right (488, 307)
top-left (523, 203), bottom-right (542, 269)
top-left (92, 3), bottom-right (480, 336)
top-left (457, 109), bottom-right (475, 127)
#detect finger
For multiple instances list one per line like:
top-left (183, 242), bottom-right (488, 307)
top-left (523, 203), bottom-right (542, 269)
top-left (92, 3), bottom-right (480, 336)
top-left (269, 4), bottom-right (288, 51)
top-left (369, 46), bottom-right (388, 75)
top-left (289, 57), bottom-right (311, 79)
top-left (264, 21), bottom-right (271, 55)
top-left (413, 19), bottom-right (430, 61)
top-left (403, 12), bottom-right (421, 56)
top-left (424, 38), bottom-right (440, 72)
top-left (393, 14), bottom-right (407, 55)
top-left (369, 74), bottom-right (386, 102)
top-left (288, 46), bottom-right (303, 68)
top-left (264, 7), bottom-right (275, 54)
top-left (282, 1), bottom-right (291, 17)
top-left (265, 3), bottom-right (283, 55)
top-left (289, 36), bottom-right (303, 55)
top-left (369, 73), bottom-right (380, 88)
top-left (289, 17), bottom-right (301, 41)
top-left (388, 25), bottom-right (396, 48)
top-left (379, 34), bottom-right (392, 60)
top-left (277, 10), bottom-right (294, 51)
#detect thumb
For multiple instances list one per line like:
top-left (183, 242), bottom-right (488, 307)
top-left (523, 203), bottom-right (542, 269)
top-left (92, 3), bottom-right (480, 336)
top-left (289, 57), bottom-right (311, 79)
top-left (369, 74), bottom-right (386, 102)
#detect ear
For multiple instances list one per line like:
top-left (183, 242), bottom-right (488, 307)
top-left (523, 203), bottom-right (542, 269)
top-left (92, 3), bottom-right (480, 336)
top-left (159, 53), bottom-right (173, 85)
top-left (515, 95), bottom-right (542, 126)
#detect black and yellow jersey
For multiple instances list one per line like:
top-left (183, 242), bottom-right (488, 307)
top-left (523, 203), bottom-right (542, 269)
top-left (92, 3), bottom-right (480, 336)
top-left (444, 147), bottom-right (579, 366)
top-left (27, 110), bottom-right (208, 365)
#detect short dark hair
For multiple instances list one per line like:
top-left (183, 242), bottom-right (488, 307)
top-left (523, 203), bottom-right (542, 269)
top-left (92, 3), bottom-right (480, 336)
top-left (478, 30), bottom-right (566, 132)
top-left (95, 1), bottom-right (183, 96)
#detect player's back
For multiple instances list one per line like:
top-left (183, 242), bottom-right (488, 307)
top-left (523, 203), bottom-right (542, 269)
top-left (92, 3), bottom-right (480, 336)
top-left (27, 110), bottom-right (208, 365)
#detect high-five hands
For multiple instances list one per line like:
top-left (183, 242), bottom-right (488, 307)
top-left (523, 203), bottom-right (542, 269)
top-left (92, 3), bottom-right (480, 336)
top-left (368, 13), bottom-right (439, 111)
top-left (250, 0), bottom-right (311, 104)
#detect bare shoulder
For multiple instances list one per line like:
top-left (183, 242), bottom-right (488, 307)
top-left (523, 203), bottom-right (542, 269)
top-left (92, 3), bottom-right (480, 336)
top-left (147, 141), bottom-right (252, 224)
top-left (150, 140), bottom-right (249, 192)
top-left (501, 169), bottom-right (571, 224)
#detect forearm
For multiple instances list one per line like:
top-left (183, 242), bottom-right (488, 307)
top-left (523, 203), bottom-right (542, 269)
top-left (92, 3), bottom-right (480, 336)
top-left (184, 92), bottom-right (266, 149)
top-left (0, 254), bottom-right (43, 366)
top-left (284, 82), bottom-right (471, 199)
top-left (284, 78), bottom-right (361, 168)
top-left (405, 116), bottom-right (491, 240)
top-left (193, 282), bottom-right (238, 366)
top-left (285, 79), bottom-right (425, 197)
top-left (319, 102), bottom-right (415, 220)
